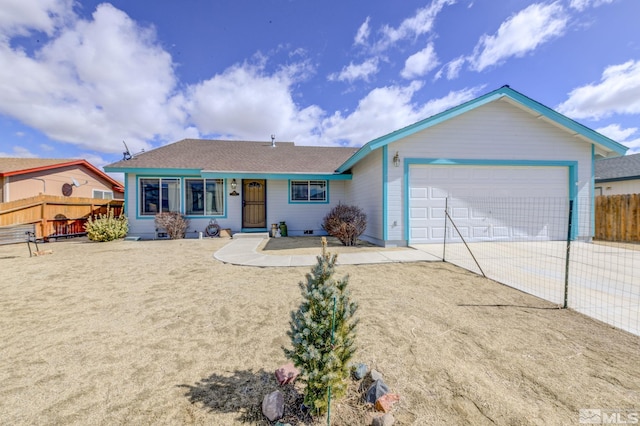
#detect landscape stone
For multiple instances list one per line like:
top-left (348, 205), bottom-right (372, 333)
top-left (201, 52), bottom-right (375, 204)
top-left (275, 362), bottom-right (300, 385)
top-left (370, 369), bottom-right (383, 381)
top-left (262, 390), bottom-right (284, 421)
top-left (365, 379), bottom-right (389, 404)
top-left (375, 393), bottom-right (400, 413)
top-left (353, 362), bottom-right (369, 380)
top-left (371, 413), bottom-right (395, 426)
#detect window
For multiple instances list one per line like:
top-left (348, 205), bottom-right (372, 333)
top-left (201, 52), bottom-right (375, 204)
top-left (140, 178), bottom-right (180, 215)
top-left (92, 189), bottom-right (114, 200)
top-left (290, 180), bottom-right (327, 202)
top-left (185, 178), bottom-right (224, 216)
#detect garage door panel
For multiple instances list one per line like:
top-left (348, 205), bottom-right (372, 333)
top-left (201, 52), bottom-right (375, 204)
top-left (409, 165), bottom-right (568, 244)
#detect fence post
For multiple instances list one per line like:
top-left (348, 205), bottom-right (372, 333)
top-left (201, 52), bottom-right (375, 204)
top-left (443, 197), bottom-right (448, 262)
top-left (563, 199), bottom-right (573, 309)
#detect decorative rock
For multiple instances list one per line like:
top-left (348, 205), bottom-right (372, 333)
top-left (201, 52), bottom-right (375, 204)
top-left (375, 393), bottom-right (400, 413)
top-left (365, 379), bottom-right (389, 404)
top-left (275, 362), bottom-right (300, 385)
top-left (262, 390), bottom-right (284, 421)
top-left (372, 413), bottom-right (395, 426)
top-left (370, 369), bottom-right (383, 381)
top-left (353, 362), bottom-right (369, 380)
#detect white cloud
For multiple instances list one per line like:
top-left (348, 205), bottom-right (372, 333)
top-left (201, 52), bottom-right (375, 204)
top-left (354, 17), bottom-right (370, 46)
top-left (401, 43), bottom-right (440, 79)
top-left (376, 0), bottom-right (456, 51)
top-left (435, 56), bottom-right (466, 81)
top-left (328, 58), bottom-right (379, 83)
top-left (0, 0), bottom-right (74, 38)
top-left (596, 124), bottom-right (640, 153)
top-left (321, 84), bottom-right (482, 147)
top-left (0, 3), bottom-right (184, 155)
top-left (557, 60), bottom-right (640, 120)
top-left (468, 2), bottom-right (568, 72)
top-left (569, 0), bottom-right (615, 11)
top-left (186, 61), bottom-right (324, 145)
top-left (0, 145), bottom-right (39, 157)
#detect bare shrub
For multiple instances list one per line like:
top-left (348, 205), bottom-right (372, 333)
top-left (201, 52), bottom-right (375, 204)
top-left (154, 212), bottom-right (189, 239)
top-left (322, 203), bottom-right (367, 246)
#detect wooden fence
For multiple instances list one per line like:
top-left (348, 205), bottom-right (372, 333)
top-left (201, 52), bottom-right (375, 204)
top-left (595, 194), bottom-right (640, 242)
top-left (0, 194), bottom-right (124, 241)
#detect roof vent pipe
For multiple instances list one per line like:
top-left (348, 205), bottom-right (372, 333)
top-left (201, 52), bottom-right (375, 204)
top-left (271, 134), bottom-right (276, 147)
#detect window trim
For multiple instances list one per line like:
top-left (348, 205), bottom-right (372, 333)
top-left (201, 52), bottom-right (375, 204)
top-left (183, 178), bottom-right (226, 217)
top-left (289, 179), bottom-right (329, 204)
top-left (138, 177), bottom-right (182, 217)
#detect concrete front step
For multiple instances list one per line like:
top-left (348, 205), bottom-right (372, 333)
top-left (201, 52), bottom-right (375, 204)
top-left (232, 232), bottom-right (270, 239)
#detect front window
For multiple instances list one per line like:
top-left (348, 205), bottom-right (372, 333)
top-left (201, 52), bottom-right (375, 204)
top-left (140, 178), bottom-right (180, 215)
top-left (185, 178), bottom-right (224, 216)
top-left (290, 180), bottom-right (327, 202)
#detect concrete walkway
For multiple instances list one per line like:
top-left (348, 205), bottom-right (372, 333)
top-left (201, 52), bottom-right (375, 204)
top-left (213, 234), bottom-right (441, 267)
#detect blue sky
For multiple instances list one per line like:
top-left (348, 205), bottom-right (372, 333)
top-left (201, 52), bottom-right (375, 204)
top-left (1, 0), bottom-right (639, 173)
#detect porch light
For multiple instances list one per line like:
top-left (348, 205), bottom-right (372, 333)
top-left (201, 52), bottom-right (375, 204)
top-left (230, 179), bottom-right (239, 196)
top-left (393, 151), bottom-right (400, 167)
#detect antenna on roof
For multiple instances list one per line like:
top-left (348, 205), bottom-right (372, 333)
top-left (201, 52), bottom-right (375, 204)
top-left (271, 134), bottom-right (276, 148)
top-left (122, 141), bottom-right (132, 160)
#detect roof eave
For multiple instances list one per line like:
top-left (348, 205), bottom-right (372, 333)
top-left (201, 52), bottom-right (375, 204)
top-left (335, 86), bottom-right (628, 173)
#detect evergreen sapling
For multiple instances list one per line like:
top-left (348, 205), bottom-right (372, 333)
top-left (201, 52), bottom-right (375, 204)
top-left (283, 239), bottom-right (358, 416)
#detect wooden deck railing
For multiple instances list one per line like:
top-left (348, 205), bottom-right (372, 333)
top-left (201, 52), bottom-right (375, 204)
top-left (0, 195), bottom-right (124, 241)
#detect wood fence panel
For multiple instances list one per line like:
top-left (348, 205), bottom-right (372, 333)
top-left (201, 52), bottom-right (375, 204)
top-left (0, 195), bottom-right (124, 240)
top-left (595, 194), bottom-right (640, 242)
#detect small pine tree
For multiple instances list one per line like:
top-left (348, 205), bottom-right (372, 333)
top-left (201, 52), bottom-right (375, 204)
top-left (284, 238), bottom-right (358, 416)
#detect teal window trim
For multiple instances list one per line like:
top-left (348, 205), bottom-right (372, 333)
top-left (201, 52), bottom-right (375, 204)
top-left (183, 177), bottom-right (228, 218)
top-left (135, 176), bottom-right (229, 219)
top-left (402, 158), bottom-right (579, 242)
top-left (382, 146), bottom-right (389, 241)
top-left (288, 179), bottom-right (330, 204)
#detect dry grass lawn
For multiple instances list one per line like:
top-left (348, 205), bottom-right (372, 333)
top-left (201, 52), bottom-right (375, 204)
top-left (1, 236), bottom-right (638, 425)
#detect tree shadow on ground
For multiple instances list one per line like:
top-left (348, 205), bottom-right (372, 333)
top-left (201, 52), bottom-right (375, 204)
top-left (178, 369), bottom-right (310, 425)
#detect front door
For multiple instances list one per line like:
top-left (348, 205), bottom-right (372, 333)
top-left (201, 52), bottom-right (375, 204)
top-left (242, 179), bottom-right (266, 228)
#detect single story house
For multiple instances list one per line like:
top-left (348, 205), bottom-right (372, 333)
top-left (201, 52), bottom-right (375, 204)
top-left (1, 158), bottom-right (124, 203)
top-left (595, 152), bottom-right (640, 195)
top-left (104, 86), bottom-right (627, 246)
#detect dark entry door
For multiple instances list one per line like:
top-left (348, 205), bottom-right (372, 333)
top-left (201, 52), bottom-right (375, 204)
top-left (242, 179), bottom-right (266, 228)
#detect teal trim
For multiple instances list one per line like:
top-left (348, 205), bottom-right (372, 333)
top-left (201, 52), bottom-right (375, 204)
top-left (591, 145), bottom-right (595, 237)
top-left (402, 159), bottom-right (580, 242)
top-left (241, 228), bottom-right (268, 233)
top-left (287, 179), bottom-right (330, 204)
top-left (123, 173), bottom-right (129, 219)
top-left (336, 86), bottom-right (627, 173)
top-left (202, 172), bottom-right (351, 180)
top-left (382, 146), bottom-right (388, 241)
top-left (135, 176), bottom-right (228, 219)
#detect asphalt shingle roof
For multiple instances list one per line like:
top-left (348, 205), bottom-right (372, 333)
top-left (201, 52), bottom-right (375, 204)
top-left (0, 158), bottom-right (79, 174)
top-left (595, 153), bottom-right (640, 181)
top-left (105, 139), bottom-right (359, 174)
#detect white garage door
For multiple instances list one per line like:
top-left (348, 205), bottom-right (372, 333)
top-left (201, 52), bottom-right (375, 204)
top-left (409, 165), bottom-right (569, 244)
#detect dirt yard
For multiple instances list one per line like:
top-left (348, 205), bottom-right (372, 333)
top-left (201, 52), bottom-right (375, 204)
top-left (0, 237), bottom-right (638, 425)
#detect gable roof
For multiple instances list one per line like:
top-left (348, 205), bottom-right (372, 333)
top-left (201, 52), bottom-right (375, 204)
top-left (105, 139), bottom-right (359, 175)
top-left (336, 86), bottom-right (628, 173)
top-left (0, 157), bottom-right (124, 192)
top-left (595, 152), bottom-right (640, 182)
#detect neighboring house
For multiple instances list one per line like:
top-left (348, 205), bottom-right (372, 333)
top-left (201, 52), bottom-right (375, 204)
top-left (595, 152), bottom-right (640, 195)
top-left (0, 158), bottom-right (124, 203)
top-left (105, 86), bottom-right (627, 246)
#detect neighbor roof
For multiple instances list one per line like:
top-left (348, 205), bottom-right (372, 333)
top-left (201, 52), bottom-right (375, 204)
top-left (105, 139), bottom-right (359, 175)
top-left (0, 157), bottom-right (124, 191)
top-left (336, 86), bottom-right (628, 173)
top-left (595, 152), bottom-right (640, 182)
